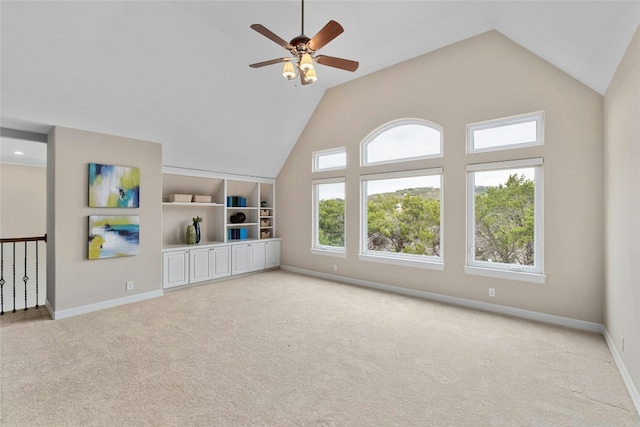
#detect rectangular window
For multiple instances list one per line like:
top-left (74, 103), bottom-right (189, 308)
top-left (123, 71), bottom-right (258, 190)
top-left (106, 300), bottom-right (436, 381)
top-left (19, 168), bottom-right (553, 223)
top-left (313, 147), bottom-right (346, 172)
top-left (312, 178), bottom-right (346, 257)
top-left (359, 168), bottom-right (443, 270)
top-left (467, 112), bottom-right (543, 153)
top-left (465, 158), bottom-right (544, 283)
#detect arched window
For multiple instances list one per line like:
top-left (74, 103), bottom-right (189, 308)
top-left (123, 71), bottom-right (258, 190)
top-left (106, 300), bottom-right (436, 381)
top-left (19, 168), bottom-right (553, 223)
top-left (361, 119), bottom-right (443, 166)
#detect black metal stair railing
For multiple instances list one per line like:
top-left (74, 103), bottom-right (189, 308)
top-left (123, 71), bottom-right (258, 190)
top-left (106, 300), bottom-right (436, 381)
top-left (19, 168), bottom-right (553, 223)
top-left (0, 235), bottom-right (47, 315)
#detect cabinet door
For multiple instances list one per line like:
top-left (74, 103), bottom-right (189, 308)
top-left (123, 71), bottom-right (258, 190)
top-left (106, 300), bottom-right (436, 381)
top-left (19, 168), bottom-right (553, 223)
top-left (249, 242), bottom-right (266, 272)
top-left (231, 244), bottom-right (249, 275)
top-left (190, 247), bottom-right (212, 283)
top-left (211, 246), bottom-right (231, 279)
top-left (265, 240), bottom-right (281, 269)
top-left (163, 250), bottom-right (189, 288)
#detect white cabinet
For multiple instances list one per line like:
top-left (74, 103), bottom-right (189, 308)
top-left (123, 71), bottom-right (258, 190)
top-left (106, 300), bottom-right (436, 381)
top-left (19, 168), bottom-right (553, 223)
top-left (164, 245), bottom-right (233, 289)
top-left (231, 242), bottom-right (268, 275)
top-left (163, 250), bottom-right (189, 289)
top-left (190, 247), bottom-right (212, 284)
top-left (211, 245), bottom-right (231, 279)
top-left (265, 240), bottom-right (281, 269)
top-left (231, 244), bottom-right (250, 275)
top-left (249, 242), bottom-right (266, 272)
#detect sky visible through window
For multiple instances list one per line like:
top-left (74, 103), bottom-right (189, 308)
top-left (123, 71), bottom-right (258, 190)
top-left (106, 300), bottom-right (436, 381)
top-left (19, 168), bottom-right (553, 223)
top-left (474, 167), bottom-right (534, 187)
top-left (317, 151), bottom-right (346, 170)
top-left (473, 121), bottom-right (537, 150)
top-left (367, 124), bottom-right (441, 164)
top-left (318, 182), bottom-right (344, 201)
top-left (367, 175), bottom-right (440, 195)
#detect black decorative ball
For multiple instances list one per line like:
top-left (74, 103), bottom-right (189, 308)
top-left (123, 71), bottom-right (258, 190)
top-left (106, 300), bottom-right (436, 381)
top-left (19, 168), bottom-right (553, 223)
top-left (229, 212), bottom-right (246, 224)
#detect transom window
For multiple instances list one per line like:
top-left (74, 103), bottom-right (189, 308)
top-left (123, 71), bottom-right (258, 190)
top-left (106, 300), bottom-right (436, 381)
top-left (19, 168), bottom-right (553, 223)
top-left (361, 119), bottom-right (443, 166)
top-left (313, 147), bottom-right (346, 172)
top-left (467, 112), bottom-right (543, 153)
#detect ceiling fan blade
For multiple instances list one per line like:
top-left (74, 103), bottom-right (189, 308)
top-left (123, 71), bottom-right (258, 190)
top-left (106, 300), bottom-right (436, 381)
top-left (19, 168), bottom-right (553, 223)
top-left (250, 24), bottom-right (293, 50)
top-left (249, 58), bottom-right (290, 68)
top-left (308, 20), bottom-right (343, 51)
top-left (315, 55), bottom-right (359, 72)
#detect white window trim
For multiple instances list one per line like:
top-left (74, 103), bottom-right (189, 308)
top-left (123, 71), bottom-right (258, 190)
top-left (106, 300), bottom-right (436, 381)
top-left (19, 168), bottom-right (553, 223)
top-left (313, 147), bottom-right (347, 172)
top-left (361, 118), bottom-right (443, 167)
top-left (466, 157), bottom-right (545, 283)
top-left (360, 167), bottom-right (444, 270)
top-left (467, 111), bottom-right (544, 154)
top-left (311, 177), bottom-right (346, 256)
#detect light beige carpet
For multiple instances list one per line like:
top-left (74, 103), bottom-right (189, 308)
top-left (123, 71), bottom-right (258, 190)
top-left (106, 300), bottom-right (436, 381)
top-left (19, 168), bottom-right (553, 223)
top-left (1, 270), bottom-right (638, 426)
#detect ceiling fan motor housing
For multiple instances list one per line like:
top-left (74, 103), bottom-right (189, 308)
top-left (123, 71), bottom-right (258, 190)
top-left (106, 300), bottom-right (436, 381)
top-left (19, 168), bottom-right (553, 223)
top-left (290, 34), bottom-right (313, 56)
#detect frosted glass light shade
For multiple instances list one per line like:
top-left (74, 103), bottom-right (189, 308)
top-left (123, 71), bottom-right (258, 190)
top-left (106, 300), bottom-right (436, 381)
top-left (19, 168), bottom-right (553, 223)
top-left (282, 61), bottom-right (296, 80)
top-left (299, 53), bottom-right (313, 72)
top-left (304, 67), bottom-right (317, 83)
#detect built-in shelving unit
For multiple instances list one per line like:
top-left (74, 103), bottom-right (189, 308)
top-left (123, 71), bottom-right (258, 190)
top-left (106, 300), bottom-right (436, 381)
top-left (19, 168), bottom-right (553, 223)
top-left (161, 167), bottom-right (280, 289)
top-left (161, 166), bottom-right (276, 246)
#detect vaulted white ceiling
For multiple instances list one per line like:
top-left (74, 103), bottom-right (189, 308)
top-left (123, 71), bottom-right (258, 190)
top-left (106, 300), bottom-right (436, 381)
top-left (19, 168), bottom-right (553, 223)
top-left (1, 1), bottom-right (638, 178)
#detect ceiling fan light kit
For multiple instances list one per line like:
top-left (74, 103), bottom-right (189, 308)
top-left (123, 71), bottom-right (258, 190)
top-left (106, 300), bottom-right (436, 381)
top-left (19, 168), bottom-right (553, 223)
top-left (282, 61), bottom-right (297, 80)
top-left (249, 0), bottom-right (359, 85)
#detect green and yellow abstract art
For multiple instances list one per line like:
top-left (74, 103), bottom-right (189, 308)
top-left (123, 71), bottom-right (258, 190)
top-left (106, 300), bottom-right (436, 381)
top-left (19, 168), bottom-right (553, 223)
top-left (89, 163), bottom-right (140, 208)
top-left (89, 215), bottom-right (139, 260)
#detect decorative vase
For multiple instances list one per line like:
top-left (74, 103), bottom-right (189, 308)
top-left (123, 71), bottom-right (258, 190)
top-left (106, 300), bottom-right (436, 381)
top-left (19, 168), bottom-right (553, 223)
top-left (185, 224), bottom-right (196, 245)
top-left (193, 220), bottom-right (201, 244)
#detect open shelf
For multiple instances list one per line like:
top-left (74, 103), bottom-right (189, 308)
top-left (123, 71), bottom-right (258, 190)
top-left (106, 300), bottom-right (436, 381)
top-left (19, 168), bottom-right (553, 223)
top-left (162, 169), bottom-right (276, 246)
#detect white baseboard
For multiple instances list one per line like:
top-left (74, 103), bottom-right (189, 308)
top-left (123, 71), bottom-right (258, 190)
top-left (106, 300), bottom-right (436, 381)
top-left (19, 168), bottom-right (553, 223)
top-left (604, 329), bottom-right (640, 416)
top-left (48, 290), bottom-right (164, 320)
top-left (280, 265), bottom-right (605, 334)
top-left (45, 299), bottom-right (55, 319)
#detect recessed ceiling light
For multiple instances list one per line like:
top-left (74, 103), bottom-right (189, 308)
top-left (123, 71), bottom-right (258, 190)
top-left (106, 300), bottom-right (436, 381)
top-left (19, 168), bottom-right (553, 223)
top-left (14, 151), bottom-right (24, 155)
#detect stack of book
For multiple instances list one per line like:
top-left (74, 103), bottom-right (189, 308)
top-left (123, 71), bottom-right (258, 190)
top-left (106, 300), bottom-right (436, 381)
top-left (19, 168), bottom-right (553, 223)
top-left (226, 196), bottom-right (247, 207)
top-left (228, 228), bottom-right (248, 240)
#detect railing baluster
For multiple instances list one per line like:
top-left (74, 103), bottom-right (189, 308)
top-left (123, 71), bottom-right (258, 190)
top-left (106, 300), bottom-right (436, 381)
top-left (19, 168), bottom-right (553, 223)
top-left (12, 242), bottom-right (16, 313)
top-left (23, 241), bottom-right (29, 311)
top-left (35, 242), bottom-right (39, 309)
top-left (0, 243), bottom-right (4, 315)
top-left (0, 236), bottom-right (47, 313)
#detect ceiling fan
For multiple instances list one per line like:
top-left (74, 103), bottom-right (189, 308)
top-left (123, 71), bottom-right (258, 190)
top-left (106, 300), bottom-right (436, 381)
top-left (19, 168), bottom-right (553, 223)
top-left (249, 0), bottom-right (359, 85)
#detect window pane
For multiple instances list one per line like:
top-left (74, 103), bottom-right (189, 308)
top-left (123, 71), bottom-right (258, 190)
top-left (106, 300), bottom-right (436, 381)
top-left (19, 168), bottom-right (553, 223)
top-left (365, 175), bottom-right (441, 257)
top-left (473, 167), bottom-right (535, 265)
top-left (317, 182), bottom-right (345, 247)
top-left (317, 151), bottom-right (346, 171)
top-left (366, 124), bottom-right (441, 165)
top-left (473, 121), bottom-right (537, 150)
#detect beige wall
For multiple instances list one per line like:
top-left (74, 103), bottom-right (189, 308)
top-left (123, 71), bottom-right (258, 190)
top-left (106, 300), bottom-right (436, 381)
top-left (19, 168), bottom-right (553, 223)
top-left (1, 163), bottom-right (47, 237)
top-left (0, 163), bottom-right (47, 309)
top-left (47, 127), bottom-right (162, 313)
top-left (277, 31), bottom-right (604, 323)
top-left (604, 25), bottom-right (640, 404)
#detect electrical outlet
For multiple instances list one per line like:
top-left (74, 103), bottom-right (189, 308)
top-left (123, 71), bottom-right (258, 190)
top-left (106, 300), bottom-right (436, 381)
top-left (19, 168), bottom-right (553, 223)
top-left (126, 281), bottom-right (134, 291)
top-left (333, 264), bottom-right (338, 271)
top-left (489, 288), bottom-right (495, 297)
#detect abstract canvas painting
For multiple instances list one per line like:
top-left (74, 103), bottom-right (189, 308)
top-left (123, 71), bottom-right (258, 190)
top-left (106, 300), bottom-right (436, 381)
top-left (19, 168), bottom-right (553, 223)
top-left (89, 163), bottom-right (140, 208)
top-left (88, 216), bottom-right (139, 260)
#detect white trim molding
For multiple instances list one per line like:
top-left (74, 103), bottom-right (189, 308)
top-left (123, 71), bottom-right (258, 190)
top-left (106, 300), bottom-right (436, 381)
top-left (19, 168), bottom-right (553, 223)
top-left (47, 290), bottom-right (164, 320)
top-left (280, 265), bottom-right (603, 334)
top-left (604, 329), bottom-right (640, 417)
